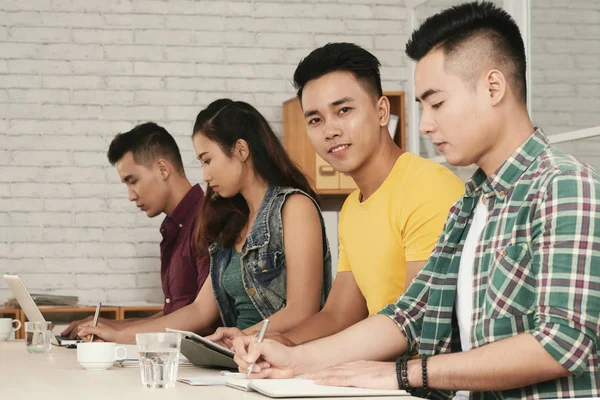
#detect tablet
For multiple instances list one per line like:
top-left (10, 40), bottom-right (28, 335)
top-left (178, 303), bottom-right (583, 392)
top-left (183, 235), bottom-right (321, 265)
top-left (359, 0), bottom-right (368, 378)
top-left (166, 328), bottom-right (238, 369)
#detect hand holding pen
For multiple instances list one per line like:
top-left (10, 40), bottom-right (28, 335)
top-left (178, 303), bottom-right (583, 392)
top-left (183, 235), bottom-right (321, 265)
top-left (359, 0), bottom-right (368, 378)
top-left (89, 302), bottom-right (102, 342)
top-left (246, 319), bottom-right (270, 377)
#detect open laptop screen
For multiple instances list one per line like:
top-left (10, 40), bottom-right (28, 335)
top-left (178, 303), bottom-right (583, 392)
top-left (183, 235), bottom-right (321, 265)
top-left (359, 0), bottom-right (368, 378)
top-left (3, 274), bottom-right (81, 346)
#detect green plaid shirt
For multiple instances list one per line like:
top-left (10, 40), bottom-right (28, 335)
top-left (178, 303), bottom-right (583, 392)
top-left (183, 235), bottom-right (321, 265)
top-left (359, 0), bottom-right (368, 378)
top-left (380, 129), bottom-right (600, 399)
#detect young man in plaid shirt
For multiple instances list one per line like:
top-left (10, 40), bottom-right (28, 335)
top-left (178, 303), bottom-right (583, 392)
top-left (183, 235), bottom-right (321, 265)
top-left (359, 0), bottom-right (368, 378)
top-left (232, 2), bottom-right (599, 399)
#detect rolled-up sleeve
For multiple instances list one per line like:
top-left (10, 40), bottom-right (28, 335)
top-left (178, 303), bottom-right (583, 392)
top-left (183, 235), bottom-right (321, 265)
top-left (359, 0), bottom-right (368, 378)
top-left (531, 170), bottom-right (600, 376)
top-left (378, 233), bottom-right (444, 354)
top-left (378, 278), bottom-right (430, 355)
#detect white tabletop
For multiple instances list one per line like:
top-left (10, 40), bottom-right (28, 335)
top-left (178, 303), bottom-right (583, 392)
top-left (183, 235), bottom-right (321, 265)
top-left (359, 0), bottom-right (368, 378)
top-left (0, 341), bottom-right (416, 400)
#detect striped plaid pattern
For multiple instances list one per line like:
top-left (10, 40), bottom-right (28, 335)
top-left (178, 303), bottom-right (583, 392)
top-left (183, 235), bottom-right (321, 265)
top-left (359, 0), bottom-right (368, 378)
top-left (380, 129), bottom-right (600, 399)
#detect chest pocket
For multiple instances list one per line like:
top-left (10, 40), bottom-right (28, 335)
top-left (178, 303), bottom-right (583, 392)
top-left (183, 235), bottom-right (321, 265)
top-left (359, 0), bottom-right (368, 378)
top-left (485, 243), bottom-right (536, 318)
top-left (246, 250), bottom-right (285, 285)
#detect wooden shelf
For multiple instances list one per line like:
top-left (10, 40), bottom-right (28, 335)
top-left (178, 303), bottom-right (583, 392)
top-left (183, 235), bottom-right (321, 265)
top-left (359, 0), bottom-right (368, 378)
top-left (35, 306), bottom-right (120, 314)
top-left (3, 305), bottom-right (163, 340)
top-left (317, 189), bottom-right (355, 196)
top-left (385, 91), bottom-right (407, 151)
top-left (118, 305), bottom-right (163, 320)
top-left (33, 306), bottom-right (120, 322)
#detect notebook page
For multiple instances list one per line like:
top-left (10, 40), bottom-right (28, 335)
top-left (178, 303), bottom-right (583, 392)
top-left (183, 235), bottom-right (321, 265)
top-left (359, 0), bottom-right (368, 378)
top-left (249, 379), bottom-right (410, 398)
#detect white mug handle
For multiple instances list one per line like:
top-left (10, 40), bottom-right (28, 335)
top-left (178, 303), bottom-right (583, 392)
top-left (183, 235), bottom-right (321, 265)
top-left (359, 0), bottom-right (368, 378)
top-left (12, 319), bottom-right (21, 332)
top-left (114, 346), bottom-right (128, 361)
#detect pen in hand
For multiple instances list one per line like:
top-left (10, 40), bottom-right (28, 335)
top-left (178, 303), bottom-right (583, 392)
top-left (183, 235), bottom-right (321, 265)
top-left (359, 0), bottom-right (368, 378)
top-left (246, 319), bottom-right (270, 377)
top-left (89, 302), bottom-right (102, 342)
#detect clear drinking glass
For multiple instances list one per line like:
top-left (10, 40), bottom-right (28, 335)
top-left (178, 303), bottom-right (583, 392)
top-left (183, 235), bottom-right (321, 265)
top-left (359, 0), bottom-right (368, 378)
top-left (136, 332), bottom-right (182, 389)
top-left (25, 321), bottom-right (52, 354)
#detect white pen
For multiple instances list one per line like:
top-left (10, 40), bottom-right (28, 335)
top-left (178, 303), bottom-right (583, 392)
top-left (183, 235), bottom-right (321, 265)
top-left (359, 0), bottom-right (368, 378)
top-left (246, 319), bottom-right (270, 377)
top-left (89, 302), bottom-right (102, 342)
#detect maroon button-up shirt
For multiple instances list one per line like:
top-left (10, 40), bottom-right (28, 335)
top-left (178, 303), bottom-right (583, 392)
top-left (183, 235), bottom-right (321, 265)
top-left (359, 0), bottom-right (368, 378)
top-left (159, 184), bottom-right (209, 315)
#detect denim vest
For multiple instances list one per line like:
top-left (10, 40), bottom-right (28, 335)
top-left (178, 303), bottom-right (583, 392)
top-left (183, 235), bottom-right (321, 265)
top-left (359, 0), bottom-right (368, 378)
top-left (210, 185), bottom-right (332, 328)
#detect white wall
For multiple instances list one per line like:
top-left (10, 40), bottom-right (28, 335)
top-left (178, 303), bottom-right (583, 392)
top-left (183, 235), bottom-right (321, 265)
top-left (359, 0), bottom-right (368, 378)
top-left (0, 0), bottom-right (408, 304)
top-left (3, 0), bottom-right (598, 305)
top-left (530, 1), bottom-right (600, 169)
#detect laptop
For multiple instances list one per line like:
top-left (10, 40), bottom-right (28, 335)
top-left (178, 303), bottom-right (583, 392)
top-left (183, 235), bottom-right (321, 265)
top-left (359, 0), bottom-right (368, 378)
top-left (3, 274), bottom-right (83, 346)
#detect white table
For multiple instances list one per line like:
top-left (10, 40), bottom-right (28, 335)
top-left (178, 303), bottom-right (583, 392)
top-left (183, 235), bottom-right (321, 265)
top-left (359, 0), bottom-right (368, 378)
top-left (0, 341), bottom-right (416, 400)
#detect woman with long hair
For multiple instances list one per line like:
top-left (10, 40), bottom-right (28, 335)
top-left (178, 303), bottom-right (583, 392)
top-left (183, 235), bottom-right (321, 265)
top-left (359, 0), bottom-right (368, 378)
top-left (79, 99), bottom-right (331, 343)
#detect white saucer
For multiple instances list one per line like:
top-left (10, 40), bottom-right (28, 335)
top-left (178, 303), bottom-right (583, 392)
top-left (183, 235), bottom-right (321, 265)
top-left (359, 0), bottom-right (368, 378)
top-left (78, 361), bottom-right (114, 370)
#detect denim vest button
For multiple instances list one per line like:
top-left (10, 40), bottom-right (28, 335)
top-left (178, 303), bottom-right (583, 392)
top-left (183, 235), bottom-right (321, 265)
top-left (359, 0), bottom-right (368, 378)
top-left (247, 288), bottom-right (256, 297)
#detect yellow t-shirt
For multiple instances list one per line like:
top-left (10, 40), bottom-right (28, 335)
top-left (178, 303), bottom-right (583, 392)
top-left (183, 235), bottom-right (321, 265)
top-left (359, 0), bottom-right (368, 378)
top-left (337, 152), bottom-right (464, 315)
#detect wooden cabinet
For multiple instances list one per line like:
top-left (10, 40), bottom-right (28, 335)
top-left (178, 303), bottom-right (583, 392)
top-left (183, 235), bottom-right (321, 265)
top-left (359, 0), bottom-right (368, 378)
top-left (283, 91), bottom-right (405, 196)
top-left (118, 305), bottom-right (163, 320)
top-left (315, 155), bottom-right (338, 190)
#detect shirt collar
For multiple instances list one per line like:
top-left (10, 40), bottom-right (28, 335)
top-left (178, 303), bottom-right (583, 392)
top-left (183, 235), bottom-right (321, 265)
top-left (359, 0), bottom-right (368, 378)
top-left (163, 184), bottom-right (204, 228)
top-left (465, 128), bottom-right (549, 199)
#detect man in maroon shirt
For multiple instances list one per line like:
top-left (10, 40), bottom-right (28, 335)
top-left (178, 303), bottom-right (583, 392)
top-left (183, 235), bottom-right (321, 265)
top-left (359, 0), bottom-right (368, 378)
top-left (62, 122), bottom-right (209, 337)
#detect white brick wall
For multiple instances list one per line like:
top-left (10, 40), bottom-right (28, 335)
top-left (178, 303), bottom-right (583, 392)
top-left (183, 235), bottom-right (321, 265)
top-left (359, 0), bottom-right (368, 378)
top-left (0, 0), bottom-right (408, 305)
top-left (530, 1), bottom-right (600, 169)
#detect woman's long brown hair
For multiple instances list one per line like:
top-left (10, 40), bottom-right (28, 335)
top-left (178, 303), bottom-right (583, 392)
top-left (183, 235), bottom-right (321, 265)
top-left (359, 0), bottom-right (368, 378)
top-left (193, 99), bottom-right (317, 251)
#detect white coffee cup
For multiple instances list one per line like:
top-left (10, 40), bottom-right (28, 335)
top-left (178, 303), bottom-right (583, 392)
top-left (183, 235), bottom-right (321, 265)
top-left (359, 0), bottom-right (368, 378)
top-left (0, 318), bottom-right (22, 342)
top-left (77, 342), bottom-right (128, 370)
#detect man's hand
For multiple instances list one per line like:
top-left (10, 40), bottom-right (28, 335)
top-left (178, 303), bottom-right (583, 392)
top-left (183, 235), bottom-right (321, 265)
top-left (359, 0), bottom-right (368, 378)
top-left (62, 316), bottom-right (118, 339)
top-left (206, 328), bottom-right (297, 350)
top-left (232, 336), bottom-right (296, 379)
top-left (302, 361), bottom-right (399, 390)
top-left (205, 327), bottom-right (246, 349)
top-left (77, 321), bottom-right (124, 343)
top-left (62, 316), bottom-right (94, 338)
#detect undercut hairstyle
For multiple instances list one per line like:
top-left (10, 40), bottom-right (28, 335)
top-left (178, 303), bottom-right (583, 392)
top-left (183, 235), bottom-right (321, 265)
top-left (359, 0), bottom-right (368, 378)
top-left (406, 1), bottom-right (527, 104)
top-left (107, 122), bottom-right (185, 174)
top-left (293, 42), bottom-right (383, 101)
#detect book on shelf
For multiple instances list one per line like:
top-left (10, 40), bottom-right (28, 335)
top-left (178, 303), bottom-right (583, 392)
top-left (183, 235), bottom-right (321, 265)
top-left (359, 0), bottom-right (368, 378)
top-left (4, 294), bottom-right (79, 308)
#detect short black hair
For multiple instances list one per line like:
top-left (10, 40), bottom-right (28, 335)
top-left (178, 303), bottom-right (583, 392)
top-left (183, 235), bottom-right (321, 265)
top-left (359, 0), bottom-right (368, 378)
top-left (406, 1), bottom-right (526, 103)
top-left (107, 122), bottom-right (185, 174)
top-left (293, 42), bottom-right (383, 101)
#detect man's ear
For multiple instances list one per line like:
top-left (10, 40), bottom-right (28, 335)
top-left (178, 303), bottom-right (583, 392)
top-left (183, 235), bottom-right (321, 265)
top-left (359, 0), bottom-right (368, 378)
top-left (376, 95), bottom-right (391, 127)
top-left (486, 69), bottom-right (506, 106)
top-left (156, 159), bottom-right (171, 180)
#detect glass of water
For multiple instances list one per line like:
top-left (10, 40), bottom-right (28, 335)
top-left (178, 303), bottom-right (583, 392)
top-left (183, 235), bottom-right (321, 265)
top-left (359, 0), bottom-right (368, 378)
top-left (136, 332), bottom-right (182, 389)
top-left (25, 321), bottom-right (52, 354)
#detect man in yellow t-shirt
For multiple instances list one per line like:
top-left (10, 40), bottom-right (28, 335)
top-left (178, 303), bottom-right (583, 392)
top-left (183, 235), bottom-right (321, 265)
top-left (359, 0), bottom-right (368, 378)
top-left (275, 43), bottom-right (463, 345)
top-left (206, 43), bottom-right (463, 348)
top-left (337, 152), bottom-right (462, 315)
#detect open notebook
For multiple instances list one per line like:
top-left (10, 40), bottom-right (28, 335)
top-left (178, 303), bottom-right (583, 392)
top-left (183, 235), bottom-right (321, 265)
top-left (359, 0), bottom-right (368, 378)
top-left (226, 378), bottom-right (410, 398)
